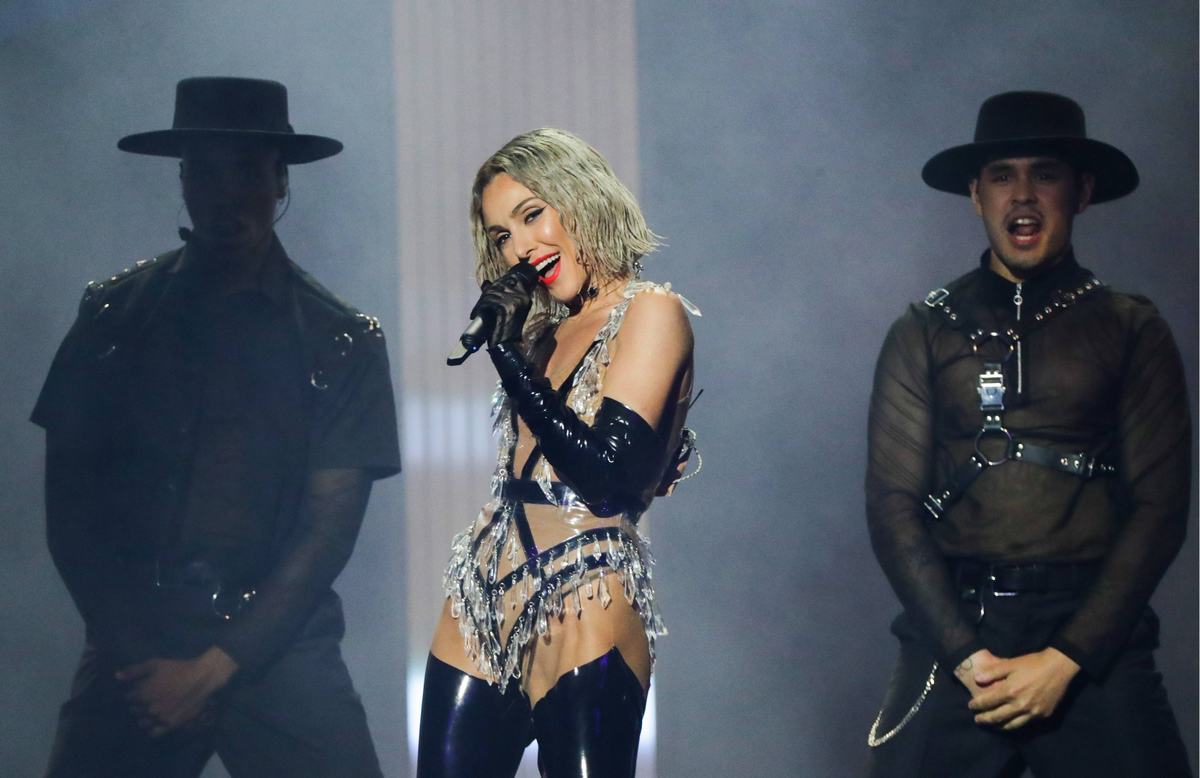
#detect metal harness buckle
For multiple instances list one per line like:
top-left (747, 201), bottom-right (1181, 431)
top-left (924, 287), bottom-right (950, 308)
top-left (923, 492), bottom-right (948, 520)
top-left (976, 364), bottom-right (1007, 411)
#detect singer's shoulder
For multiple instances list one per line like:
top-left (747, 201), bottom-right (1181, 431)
top-left (76, 248), bottom-right (181, 314)
top-left (624, 280), bottom-right (701, 316)
top-left (618, 281), bottom-right (698, 353)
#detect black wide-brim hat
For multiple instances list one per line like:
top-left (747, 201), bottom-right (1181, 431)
top-left (118, 77), bottom-right (342, 164)
top-left (922, 91), bottom-right (1138, 203)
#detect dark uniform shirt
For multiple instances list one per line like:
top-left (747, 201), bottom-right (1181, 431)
top-left (33, 237), bottom-right (400, 672)
top-left (866, 252), bottom-right (1190, 677)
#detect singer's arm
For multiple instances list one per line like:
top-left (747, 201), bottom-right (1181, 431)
top-left (490, 291), bottom-right (692, 510)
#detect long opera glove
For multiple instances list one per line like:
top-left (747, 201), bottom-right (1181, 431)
top-left (489, 343), bottom-right (666, 516)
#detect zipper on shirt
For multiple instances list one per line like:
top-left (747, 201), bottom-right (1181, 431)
top-left (1013, 282), bottom-right (1024, 397)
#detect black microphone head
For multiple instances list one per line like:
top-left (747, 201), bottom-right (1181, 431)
top-left (460, 311), bottom-right (492, 352)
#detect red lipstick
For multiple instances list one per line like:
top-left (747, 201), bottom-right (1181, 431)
top-left (532, 252), bottom-right (561, 285)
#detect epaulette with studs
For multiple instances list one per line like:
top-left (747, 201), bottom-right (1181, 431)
top-left (81, 254), bottom-right (165, 305)
top-left (309, 312), bottom-right (387, 391)
top-left (351, 311), bottom-right (384, 339)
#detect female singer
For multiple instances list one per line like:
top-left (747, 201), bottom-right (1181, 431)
top-left (416, 128), bottom-right (699, 777)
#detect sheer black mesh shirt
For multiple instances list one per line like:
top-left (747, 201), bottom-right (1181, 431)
top-left (865, 251), bottom-right (1190, 678)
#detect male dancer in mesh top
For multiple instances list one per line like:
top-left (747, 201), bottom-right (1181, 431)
top-left (865, 91), bottom-right (1192, 776)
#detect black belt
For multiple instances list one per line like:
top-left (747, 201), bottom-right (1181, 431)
top-left (953, 559), bottom-right (1102, 595)
top-left (146, 559), bottom-right (258, 620)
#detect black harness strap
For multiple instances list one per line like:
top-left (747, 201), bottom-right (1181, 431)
top-left (511, 500), bottom-right (540, 560)
top-left (922, 278), bottom-right (1115, 521)
top-left (1013, 441), bottom-right (1117, 478)
top-left (493, 526), bottom-right (631, 595)
top-left (924, 452), bottom-right (989, 519)
top-left (501, 478), bottom-right (574, 504)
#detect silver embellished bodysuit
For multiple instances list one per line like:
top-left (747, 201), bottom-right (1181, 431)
top-left (442, 280), bottom-right (699, 692)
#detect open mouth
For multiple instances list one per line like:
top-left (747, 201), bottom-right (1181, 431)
top-left (1006, 214), bottom-right (1042, 248)
top-left (533, 253), bottom-right (561, 285)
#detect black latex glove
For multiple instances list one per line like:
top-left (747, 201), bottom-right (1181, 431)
top-left (489, 342), bottom-right (666, 516)
top-left (470, 262), bottom-right (539, 347)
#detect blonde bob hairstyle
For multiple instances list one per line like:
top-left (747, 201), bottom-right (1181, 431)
top-left (470, 129), bottom-right (661, 300)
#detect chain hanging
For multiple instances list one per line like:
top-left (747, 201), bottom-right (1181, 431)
top-left (867, 661), bottom-right (939, 747)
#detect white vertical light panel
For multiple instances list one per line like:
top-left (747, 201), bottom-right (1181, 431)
top-left (392, 2), bottom-right (647, 774)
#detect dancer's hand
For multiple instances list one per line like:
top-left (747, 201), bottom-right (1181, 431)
top-left (953, 648), bottom-right (1003, 698)
top-left (967, 647), bottom-right (1079, 730)
top-left (117, 646), bottom-right (238, 737)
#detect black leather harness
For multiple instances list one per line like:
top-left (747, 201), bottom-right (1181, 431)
top-left (922, 278), bottom-right (1117, 520)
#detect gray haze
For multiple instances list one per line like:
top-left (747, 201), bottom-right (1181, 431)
top-left (637, 2), bottom-right (1198, 776)
top-left (1, 2), bottom-right (1195, 777)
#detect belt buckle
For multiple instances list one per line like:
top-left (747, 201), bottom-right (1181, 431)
top-left (988, 566), bottom-right (1019, 597)
top-left (960, 586), bottom-right (986, 624)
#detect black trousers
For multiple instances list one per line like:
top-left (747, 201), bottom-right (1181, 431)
top-left (867, 589), bottom-right (1192, 778)
top-left (45, 591), bottom-right (381, 778)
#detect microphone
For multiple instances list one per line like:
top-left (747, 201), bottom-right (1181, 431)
top-left (447, 262), bottom-right (540, 366)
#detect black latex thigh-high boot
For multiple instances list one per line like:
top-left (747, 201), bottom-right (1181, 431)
top-left (532, 647), bottom-right (647, 778)
top-left (416, 653), bottom-right (533, 778)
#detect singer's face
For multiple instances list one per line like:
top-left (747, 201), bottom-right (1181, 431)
top-left (481, 173), bottom-right (584, 303)
top-left (181, 139), bottom-right (285, 256)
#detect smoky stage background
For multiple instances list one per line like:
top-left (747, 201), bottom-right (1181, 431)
top-left (1, 2), bottom-right (1194, 777)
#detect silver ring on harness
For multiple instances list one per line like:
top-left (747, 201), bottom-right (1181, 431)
top-left (969, 329), bottom-right (1018, 361)
top-left (973, 425), bottom-right (1014, 466)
